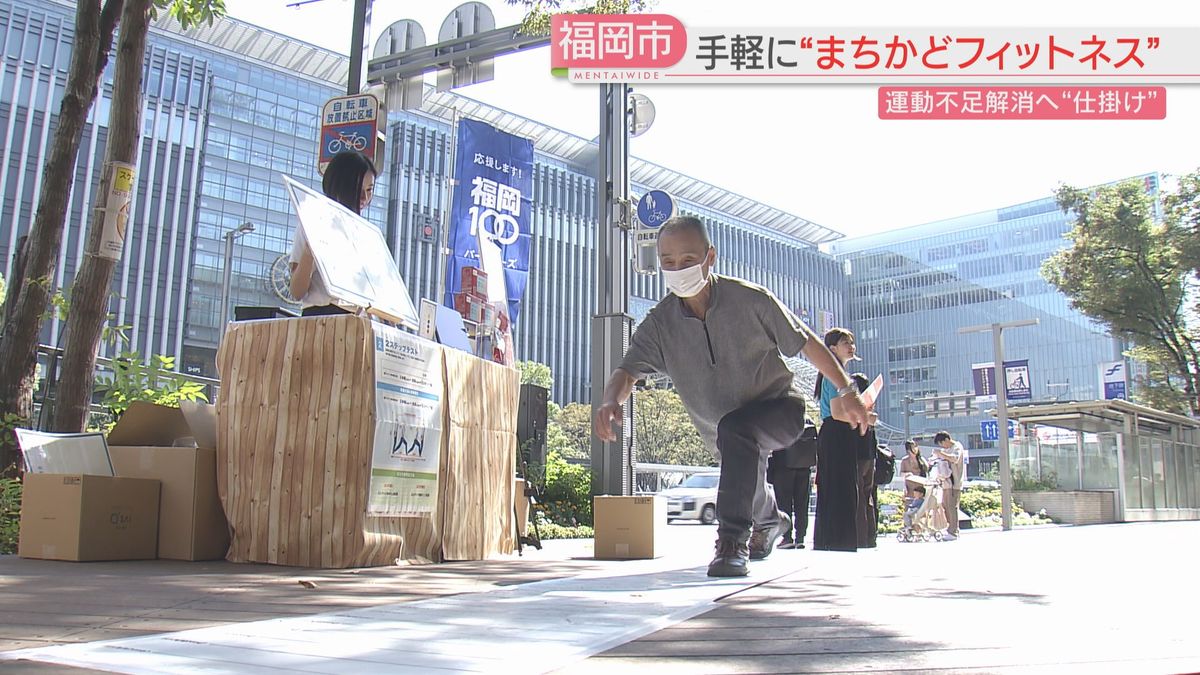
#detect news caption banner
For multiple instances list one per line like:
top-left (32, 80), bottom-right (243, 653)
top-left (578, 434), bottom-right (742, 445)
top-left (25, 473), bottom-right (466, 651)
top-left (550, 16), bottom-right (1200, 119)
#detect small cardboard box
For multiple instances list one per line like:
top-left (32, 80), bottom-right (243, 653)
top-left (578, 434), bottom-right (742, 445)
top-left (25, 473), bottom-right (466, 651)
top-left (593, 495), bottom-right (665, 560)
top-left (19, 473), bottom-right (160, 561)
top-left (453, 291), bottom-right (488, 324)
top-left (514, 478), bottom-right (529, 538)
top-left (106, 401), bottom-right (230, 561)
top-left (460, 265), bottom-right (488, 298)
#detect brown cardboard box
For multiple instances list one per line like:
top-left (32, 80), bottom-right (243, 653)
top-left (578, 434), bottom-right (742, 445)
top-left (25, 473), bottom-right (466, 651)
top-left (106, 401), bottom-right (230, 561)
top-left (593, 495), bottom-right (665, 560)
top-left (19, 474), bottom-right (160, 561)
top-left (453, 291), bottom-right (488, 324)
top-left (514, 478), bottom-right (529, 537)
top-left (460, 265), bottom-right (488, 297)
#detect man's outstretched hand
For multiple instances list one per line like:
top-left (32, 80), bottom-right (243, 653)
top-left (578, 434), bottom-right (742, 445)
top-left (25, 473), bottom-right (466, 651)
top-left (592, 401), bottom-right (623, 442)
top-left (841, 391), bottom-right (873, 435)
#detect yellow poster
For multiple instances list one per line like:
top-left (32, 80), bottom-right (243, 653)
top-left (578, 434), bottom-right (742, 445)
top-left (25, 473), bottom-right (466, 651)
top-left (99, 161), bottom-right (135, 260)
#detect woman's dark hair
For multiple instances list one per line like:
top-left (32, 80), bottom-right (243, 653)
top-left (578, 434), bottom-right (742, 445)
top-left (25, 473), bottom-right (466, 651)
top-left (322, 150), bottom-right (377, 214)
top-left (813, 327), bottom-right (857, 398)
top-left (906, 439), bottom-right (929, 476)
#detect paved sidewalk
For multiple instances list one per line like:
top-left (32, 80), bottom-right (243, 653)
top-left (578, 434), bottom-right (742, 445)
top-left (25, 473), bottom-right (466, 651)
top-left (2, 521), bottom-right (1198, 673)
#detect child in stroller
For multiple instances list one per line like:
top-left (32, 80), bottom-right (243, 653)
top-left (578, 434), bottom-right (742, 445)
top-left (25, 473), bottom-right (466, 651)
top-left (897, 474), bottom-right (949, 542)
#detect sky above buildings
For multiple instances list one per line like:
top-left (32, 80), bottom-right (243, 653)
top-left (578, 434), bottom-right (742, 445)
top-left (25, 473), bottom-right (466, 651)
top-left (224, 0), bottom-right (1200, 240)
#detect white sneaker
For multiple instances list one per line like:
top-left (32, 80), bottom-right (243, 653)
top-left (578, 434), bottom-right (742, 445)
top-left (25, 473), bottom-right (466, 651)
top-left (942, 534), bottom-right (958, 541)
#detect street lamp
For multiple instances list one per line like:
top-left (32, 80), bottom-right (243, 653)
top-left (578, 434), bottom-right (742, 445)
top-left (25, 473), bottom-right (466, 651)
top-left (958, 318), bottom-right (1039, 531)
top-left (221, 222), bottom-right (255, 333)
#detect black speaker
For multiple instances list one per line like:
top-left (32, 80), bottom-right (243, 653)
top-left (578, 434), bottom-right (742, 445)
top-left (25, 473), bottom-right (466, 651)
top-left (233, 306), bottom-right (299, 321)
top-left (517, 383), bottom-right (549, 466)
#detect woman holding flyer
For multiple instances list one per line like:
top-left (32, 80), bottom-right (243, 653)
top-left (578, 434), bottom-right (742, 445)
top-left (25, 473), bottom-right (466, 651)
top-left (813, 328), bottom-right (879, 552)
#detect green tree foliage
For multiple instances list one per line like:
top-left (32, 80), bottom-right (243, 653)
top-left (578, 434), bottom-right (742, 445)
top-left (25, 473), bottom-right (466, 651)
top-left (633, 386), bottom-right (714, 467)
top-left (94, 353), bottom-right (208, 429)
top-left (0, 475), bottom-right (20, 555)
top-left (1165, 170), bottom-right (1200, 276)
top-left (551, 401), bottom-right (593, 461)
top-left (506, 0), bottom-right (655, 36)
top-left (1043, 176), bottom-right (1200, 414)
top-left (541, 402), bottom-right (577, 461)
top-left (515, 360), bottom-right (553, 389)
top-left (152, 0), bottom-right (225, 28)
top-left (539, 449), bottom-right (592, 526)
top-left (1125, 345), bottom-right (1191, 414)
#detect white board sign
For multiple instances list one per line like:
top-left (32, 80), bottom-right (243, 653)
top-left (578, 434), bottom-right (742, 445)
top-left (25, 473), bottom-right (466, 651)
top-left (282, 175), bottom-right (419, 328)
top-left (15, 430), bottom-right (114, 476)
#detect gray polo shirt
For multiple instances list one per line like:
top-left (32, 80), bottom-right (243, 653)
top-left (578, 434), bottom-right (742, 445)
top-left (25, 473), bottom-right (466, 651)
top-left (619, 274), bottom-right (809, 451)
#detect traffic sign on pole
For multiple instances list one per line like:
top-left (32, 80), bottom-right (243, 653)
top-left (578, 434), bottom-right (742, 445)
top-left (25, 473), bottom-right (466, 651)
top-left (319, 92), bottom-right (385, 174)
top-left (633, 190), bottom-right (675, 274)
top-left (636, 190), bottom-right (675, 229)
top-left (980, 419), bottom-right (1016, 442)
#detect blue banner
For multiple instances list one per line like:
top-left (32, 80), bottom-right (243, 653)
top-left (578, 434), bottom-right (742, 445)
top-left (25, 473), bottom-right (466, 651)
top-left (1004, 359), bottom-right (1031, 401)
top-left (444, 119), bottom-right (534, 326)
top-left (973, 360), bottom-right (1031, 401)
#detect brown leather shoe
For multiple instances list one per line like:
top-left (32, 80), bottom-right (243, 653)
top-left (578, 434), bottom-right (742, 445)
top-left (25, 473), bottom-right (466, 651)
top-left (707, 537), bottom-right (749, 577)
top-left (749, 512), bottom-right (792, 560)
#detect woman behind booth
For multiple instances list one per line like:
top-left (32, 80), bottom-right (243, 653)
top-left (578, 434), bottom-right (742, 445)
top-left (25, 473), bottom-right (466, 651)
top-left (289, 150), bottom-right (378, 317)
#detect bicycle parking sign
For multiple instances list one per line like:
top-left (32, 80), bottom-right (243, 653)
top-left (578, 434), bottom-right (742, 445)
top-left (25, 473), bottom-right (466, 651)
top-left (319, 93), bottom-right (383, 174)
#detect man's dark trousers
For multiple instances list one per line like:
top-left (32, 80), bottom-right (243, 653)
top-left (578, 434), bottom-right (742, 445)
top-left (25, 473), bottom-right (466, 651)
top-left (715, 396), bottom-right (807, 543)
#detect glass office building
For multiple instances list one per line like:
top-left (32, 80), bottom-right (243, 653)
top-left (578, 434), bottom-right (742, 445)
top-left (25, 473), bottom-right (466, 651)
top-left (2, 0), bottom-right (847, 406)
top-left (828, 177), bottom-right (1157, 472)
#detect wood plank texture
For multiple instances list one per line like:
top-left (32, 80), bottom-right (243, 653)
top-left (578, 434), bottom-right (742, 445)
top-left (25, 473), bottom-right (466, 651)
top-left (215, 316), bottom-right (518, 568)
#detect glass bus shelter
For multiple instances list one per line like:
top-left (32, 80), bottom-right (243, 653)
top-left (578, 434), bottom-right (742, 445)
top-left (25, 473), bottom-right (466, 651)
top-left (1006, 399), bottom-right (1200, 522)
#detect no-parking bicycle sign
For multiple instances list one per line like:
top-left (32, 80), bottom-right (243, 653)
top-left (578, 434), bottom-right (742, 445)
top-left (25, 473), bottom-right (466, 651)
top-left (319, 93), bottom-right (383, 174)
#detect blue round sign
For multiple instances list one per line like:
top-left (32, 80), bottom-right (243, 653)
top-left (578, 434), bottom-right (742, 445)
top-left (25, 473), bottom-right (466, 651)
top-left (636, 190), bottom-right (675, 229)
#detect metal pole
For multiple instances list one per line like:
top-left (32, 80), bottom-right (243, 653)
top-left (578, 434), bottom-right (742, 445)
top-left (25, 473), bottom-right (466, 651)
top-left (590, 83), bottom-right (634, 496)
top-left (436, 107), bottom-right (460, 308)
top-left (903, 395), bottom-right (911, 441)
top-left (347, 0), bottom-right (373, 95)
top-left (992, 323), bottom-right (1014, 531)
top-left (221, 230), bottom-right (235, 332)
top-left (1077, 428), bottom-right (1085, 490)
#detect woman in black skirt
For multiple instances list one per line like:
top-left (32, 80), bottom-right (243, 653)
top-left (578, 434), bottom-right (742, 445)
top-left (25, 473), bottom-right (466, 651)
top-left (813, 328), bottom-right (878, 551)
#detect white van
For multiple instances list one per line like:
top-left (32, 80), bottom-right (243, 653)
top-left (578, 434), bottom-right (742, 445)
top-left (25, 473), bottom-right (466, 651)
top-left (661, 471), bottom-right (720, 524)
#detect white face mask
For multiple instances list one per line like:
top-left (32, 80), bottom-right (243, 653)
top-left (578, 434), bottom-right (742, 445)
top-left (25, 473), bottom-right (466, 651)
top-left (662, 261), bottom-right (709, 298)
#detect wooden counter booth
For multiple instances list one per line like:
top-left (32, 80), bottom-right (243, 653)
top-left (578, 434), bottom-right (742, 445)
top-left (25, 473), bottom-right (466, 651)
top-left (215, 314), bottom-right (520, 568)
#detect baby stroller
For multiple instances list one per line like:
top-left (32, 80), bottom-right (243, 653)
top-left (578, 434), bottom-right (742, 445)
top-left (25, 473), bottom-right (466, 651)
top-left (896, 474), bottom-right (950, 543)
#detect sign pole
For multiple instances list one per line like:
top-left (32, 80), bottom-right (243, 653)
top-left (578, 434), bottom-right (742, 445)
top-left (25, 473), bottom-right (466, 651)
top-left (347, 0), bottom-right (372, 95)
top-left (992, 325), bottom-right (1014, 531)
top-left (436, 107), bottom-right (460, 309)
top-left (590, 83), bottom-right (634, 497)
top-left (960, 318), bottom-right (1038, 532)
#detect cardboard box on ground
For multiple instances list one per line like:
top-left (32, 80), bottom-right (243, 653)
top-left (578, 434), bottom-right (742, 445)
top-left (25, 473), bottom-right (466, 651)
top-left (106, 401), bottom-right (230, 561)
top-left (19, 474), bottom-right (160, 562)
top-left (593, 496), bottom-right (666, 560)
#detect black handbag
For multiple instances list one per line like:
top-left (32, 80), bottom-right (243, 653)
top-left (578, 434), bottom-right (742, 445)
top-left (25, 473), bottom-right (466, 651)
top-left (875, 445), bottom-right (896, 485)
top-left (785, 425), bottom-right (818, 469)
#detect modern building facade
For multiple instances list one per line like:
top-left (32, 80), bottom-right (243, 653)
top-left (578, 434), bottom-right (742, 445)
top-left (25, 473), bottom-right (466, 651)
top-left (2, 0), bottom-right (847, 407)
top-left (828, 178), bottom-right (1156, 473)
